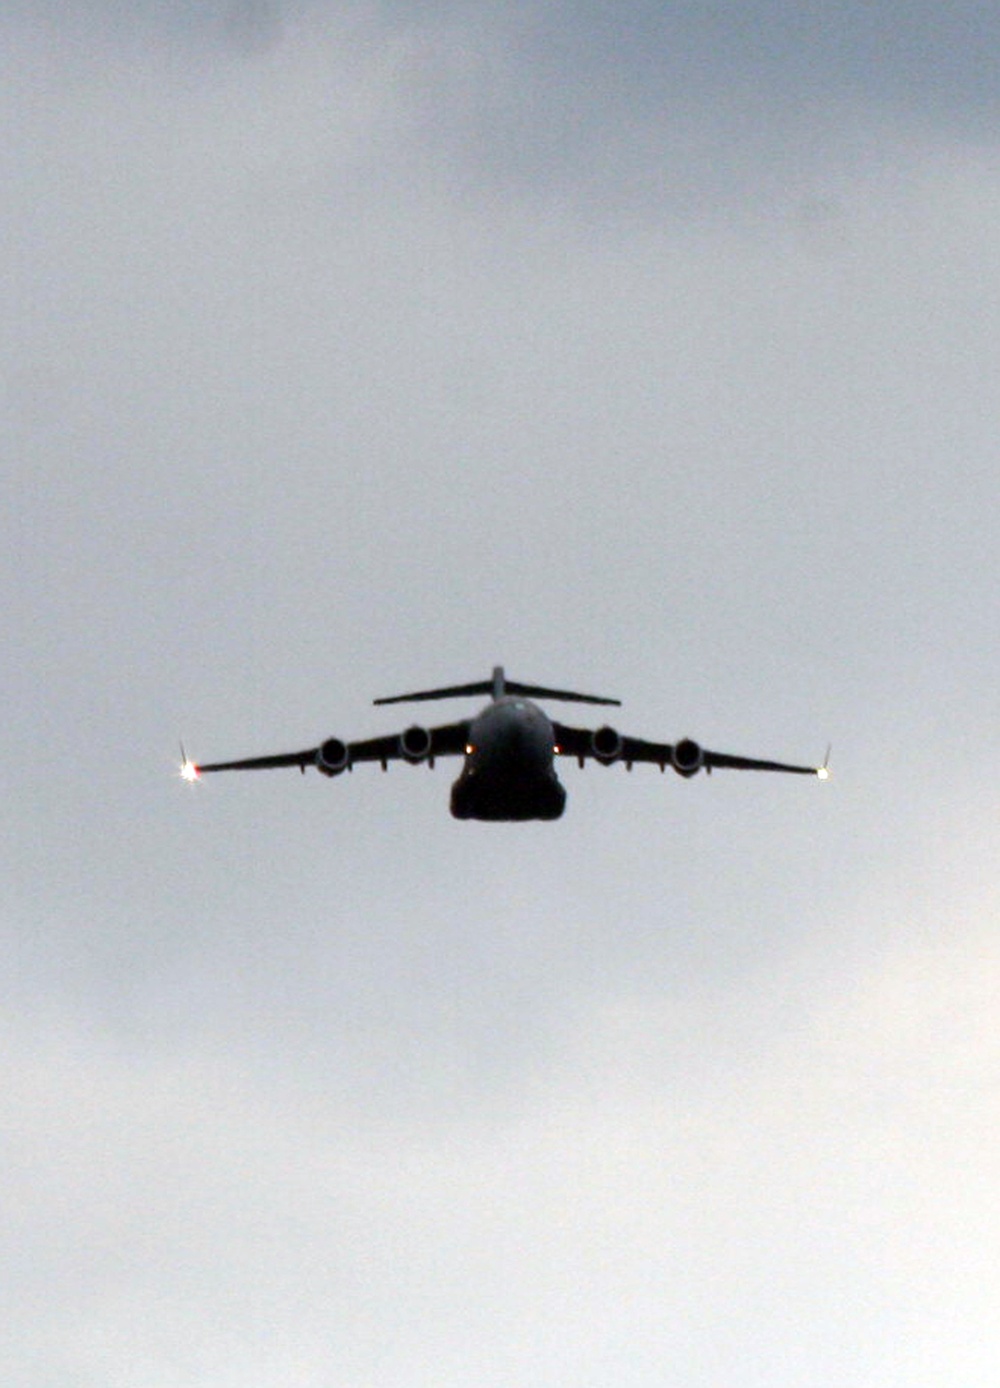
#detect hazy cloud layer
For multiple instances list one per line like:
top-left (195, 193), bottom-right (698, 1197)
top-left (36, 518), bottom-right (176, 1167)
top-left (3, 4), bottom-right (999, 1385)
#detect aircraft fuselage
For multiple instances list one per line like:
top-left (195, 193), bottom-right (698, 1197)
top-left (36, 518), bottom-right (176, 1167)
top-left (450, 696), bottom-right (566, 821)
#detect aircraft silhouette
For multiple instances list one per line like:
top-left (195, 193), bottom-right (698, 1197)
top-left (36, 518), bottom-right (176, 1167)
top-left (181, 666), bottom-right (828, 821)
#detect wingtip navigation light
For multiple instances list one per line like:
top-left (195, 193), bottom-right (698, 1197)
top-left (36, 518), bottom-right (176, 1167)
top-left (179, 744), bottom-right (200, 782)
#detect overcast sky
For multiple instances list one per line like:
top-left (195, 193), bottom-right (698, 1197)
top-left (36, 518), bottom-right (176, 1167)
top-left (3, 3), bottom-right (999, 1385)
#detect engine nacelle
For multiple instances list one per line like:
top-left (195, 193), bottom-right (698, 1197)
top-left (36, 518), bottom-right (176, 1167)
top-left (672, 737), bottom-right (704, 777)
top-left (399, 725), bottom-right (432, 763)
top-left (591, 725), bottom-right (623, 764)
top-left (316, 737), bottom-right (350, 777)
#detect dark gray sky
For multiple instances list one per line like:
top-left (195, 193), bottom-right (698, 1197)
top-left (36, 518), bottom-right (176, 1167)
top-left (4, 4), bottom-right (999, 1384)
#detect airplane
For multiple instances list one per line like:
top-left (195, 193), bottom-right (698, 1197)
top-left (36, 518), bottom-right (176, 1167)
top-left (181, 667), bottom-right (828, 820)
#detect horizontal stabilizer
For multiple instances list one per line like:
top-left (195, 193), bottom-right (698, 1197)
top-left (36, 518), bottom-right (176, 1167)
top-left (375, 667), bottom-right (620, 707)
top-left (374, 680), bottom-right (496, 706)
top-left (502, 681), bottom-right (620, 706)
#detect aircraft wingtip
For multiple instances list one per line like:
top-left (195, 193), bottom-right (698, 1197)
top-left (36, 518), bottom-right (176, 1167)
top-left (179, 743), bottom-right (201, 781)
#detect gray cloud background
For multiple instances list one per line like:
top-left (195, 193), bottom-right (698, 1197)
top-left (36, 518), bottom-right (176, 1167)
top-left (3, 4), bottom-right (999, 1385)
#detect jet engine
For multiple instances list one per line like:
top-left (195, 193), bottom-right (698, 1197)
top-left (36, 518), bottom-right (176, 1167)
top-left (672, 738), bottom-right (704, 777)
top-left (399, 725), bottom-right (432, 763)
top-left (591, 725), bottom-right (623, 763)
top-left (316, 737), bottom-right (350, 776)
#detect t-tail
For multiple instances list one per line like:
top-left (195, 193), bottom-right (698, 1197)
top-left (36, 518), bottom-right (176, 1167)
top-left (373, 665), bottom-right (621, 707)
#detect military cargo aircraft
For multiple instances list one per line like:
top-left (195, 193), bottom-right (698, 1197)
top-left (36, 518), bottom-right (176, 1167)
top-left (180, 666), bottom-right (828, 821)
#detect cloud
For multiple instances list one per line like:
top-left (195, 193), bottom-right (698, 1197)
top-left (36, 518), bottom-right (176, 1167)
top-left (3, 4), bottom-right (1000, 1384)
top-left (7, 853), bottom-right (1000, 1385)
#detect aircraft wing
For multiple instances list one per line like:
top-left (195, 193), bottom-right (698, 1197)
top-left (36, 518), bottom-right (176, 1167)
top-left (191, 748), bottom-right (317, 772)
top-left (186, 720), bottom-right (471, 778)
top-left (345, 721), bottom-right (470, 767)
top-left (695, 748), bottom-right (823, 775)
top-left (551, 722), bottom-right (825, 777)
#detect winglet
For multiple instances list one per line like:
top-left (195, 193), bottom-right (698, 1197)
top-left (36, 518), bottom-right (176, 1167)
top-left (817, 744), bottom-right (832, 780)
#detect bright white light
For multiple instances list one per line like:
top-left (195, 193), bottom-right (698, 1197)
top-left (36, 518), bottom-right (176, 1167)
top-left (179, 758), bottom-right (200, 782)
top-left (817, 765), bottom-right (830, 781)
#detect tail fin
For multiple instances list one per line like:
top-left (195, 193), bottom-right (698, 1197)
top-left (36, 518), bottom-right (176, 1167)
top-left (374, 665), bottom-right (620, 707)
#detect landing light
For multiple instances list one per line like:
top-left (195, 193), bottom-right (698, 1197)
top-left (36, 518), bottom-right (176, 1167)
top-left (465, 744), bottom-right (475, 755)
